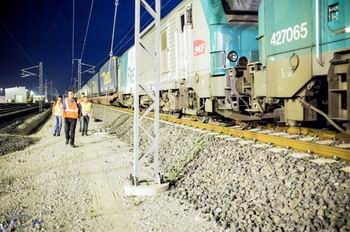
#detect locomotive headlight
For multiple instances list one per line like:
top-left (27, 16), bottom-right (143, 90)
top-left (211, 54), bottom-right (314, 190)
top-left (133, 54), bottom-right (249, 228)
top-left (227, 51), bottom-right (238, 62)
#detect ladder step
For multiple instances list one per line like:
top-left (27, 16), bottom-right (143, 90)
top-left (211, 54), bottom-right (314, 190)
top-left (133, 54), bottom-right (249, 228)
top-left (330, 58), bottom-right (350, 65)
top-left (329, 88), bottom-right (347, 92)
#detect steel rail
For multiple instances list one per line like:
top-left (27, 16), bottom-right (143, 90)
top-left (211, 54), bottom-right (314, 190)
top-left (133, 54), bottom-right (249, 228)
top-left (0, 106), bottom-right (40, 120)
top-left (95, 105), bottom-right (350, 161)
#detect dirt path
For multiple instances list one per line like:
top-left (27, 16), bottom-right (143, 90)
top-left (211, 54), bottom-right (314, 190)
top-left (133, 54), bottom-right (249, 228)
top-left (0, 118), bottom-right (218, 231)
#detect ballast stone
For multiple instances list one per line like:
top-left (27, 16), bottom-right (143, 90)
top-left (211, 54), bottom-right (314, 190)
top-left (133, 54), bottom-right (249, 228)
top-left (94, 106), bottom-right (350, 231)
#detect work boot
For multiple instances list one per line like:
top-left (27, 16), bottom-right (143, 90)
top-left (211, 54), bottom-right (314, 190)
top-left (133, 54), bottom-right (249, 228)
top-left (70, 143), bottom-right (75, 148)
top-left (65, 140), bottom-right (69, 145)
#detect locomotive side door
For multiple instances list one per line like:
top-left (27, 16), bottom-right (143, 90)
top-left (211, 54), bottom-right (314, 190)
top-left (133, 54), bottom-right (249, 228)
top-left (177, 4), bottom-right (193, 84)
top-left (325, 0), bottom-right (350, 125)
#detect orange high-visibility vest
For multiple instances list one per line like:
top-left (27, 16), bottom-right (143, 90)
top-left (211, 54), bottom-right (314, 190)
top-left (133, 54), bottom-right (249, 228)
top-left (63, 99), bottom-right (79, 119)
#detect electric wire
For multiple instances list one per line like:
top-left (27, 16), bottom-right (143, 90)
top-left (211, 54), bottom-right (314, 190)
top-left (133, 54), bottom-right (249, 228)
top-left (0, 20), bottom-right (35, 65)
top-left (71, 0), bottom-right (76, 89)
top-left (93, 0), bottom-right (174, 71)
top-left (298, 98), bottom-right (346, 134)
top-left (80, 0), bottom-right (95, 60)
top-left (102, 0), bottom-right (120, 129)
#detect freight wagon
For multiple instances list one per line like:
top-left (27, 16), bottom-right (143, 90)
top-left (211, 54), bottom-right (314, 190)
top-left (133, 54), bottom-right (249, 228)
top-left (99, 56), bottom-right (118, 95)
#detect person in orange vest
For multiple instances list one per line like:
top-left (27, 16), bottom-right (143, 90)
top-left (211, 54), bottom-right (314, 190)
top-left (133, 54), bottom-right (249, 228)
top-left (52, 95), bottom-right (63, 136)
top-left (63, 90), bottom-right (80, 147)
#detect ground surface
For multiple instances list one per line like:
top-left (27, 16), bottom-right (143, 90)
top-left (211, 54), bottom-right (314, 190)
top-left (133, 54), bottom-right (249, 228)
top-left (0, 118), bottom-right (218, 231)
top-left (94, 105), bottom-right (350, 231)
top-left (1, 106), bottom-right (350, 231)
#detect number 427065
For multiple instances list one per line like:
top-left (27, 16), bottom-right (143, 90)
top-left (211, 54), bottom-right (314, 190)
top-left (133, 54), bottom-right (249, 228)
top-left (270, 22), bottom-right (308, 46)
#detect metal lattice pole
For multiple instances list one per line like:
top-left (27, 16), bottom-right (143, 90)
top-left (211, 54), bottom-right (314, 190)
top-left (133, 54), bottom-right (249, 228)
top-left (73, 58), bottom-right (95, 94)
top-left (78, 58), bottom-right (82, 92)
top-left (133, 0), bottom-right (161, 185)
top-left (44, 79), bottom-right (48, 102)
top-left (39, 62), bottom-right (43, 111)
top-left (50, 81), bottom-right (53, 101)
top-left (21, 62), bottom-right (43, 112)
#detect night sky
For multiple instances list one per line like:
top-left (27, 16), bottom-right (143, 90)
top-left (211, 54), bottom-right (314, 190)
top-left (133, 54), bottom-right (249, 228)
top-left (0, 0), bottom-right (181, 95)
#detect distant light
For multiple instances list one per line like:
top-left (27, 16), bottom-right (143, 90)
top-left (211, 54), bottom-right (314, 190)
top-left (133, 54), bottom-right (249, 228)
top-left (30, 91), bottom-right (34, 96)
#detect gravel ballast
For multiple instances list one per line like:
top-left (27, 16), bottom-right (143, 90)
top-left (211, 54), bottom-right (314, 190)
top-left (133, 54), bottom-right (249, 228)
top-left (0, 112), bottom-right (219, 231)
top-left (94, 105), bottom-right (350, 231)
top-left (0, 135), bottom-right (39, 156)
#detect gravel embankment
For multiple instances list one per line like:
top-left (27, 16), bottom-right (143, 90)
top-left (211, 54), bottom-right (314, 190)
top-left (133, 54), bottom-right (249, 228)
top-left (0, 135), bottom-right (39, 156)
top-left (94, 105), bottom-right (350, 231)
top-left (0, 109), bottom-right (50, 157)
top-left (0, 109), bottom-right (50, 135)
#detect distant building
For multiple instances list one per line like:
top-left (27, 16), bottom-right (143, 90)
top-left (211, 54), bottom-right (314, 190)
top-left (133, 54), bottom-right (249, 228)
top-left (5, 86), bottom-right (28, 103)
top-left (0, 96), bottom-right (5, 103)
top-left (33, 95), bottom-right (45, 103)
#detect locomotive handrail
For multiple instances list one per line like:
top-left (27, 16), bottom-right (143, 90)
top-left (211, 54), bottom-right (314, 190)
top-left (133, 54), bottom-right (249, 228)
top-left (333, 27), bottom-right (350, 35)
top-left (256, 35), bottom-right (264, 40)
top-left (315, 0), bottom-right (324, 66)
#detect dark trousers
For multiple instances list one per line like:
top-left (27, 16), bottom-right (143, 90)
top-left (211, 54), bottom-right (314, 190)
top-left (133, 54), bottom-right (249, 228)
top-left (79, 117), bottom-right (83, 132)
top-left (64, 118), bottom-right (77, 145)
top-left (82, 115), bottom-right (90, 135)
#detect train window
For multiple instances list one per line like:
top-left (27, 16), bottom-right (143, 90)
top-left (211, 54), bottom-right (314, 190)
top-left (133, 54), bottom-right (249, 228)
top-left (186, 6), bottom-right (192, 26)
top-left (161, 30), bottom-right (169, 73)
top-left (211, 51), bottom-right (226, 70)
top-left (328, 3), bottom-right (339, 22)
top-left (180, 14), bottom-right (185, 32)
top-left (161, 31), bottom-right (167, 51)
top-left (221, 0), bottom-right (260, 15)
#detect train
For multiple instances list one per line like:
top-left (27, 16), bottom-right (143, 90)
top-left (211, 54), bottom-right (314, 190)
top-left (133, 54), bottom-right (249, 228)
top-left (80, 0), bottom-right (350, 133)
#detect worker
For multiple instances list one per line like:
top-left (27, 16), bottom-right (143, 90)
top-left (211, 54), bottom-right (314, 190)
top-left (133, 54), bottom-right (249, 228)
top-left (63, 90), bottom-right (80, 147)
top-left (80, 96), bottom-right (93, 136)
top-left (52, 95), bottom-right (63, 136)
top-left (77, 93), bottom-right (85, 133)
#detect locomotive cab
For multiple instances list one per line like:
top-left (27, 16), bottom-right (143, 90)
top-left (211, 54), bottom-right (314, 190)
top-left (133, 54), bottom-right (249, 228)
top-left (201, 0), bottom-right (261, 120)
top-left (250, 0), bottom-right (350, 132)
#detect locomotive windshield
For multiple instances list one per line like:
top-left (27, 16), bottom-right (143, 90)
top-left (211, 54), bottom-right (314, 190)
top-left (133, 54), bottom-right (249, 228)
top-left (221, 0), bottom-right (260, 24)
top-left (221, 0), bottom-right (260, 15)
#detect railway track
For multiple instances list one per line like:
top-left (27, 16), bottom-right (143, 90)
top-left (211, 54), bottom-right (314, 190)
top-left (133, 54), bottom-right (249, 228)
top-left (97, 104), bottom-right (350, 161)
top-left (0, 103), bottom-right (41, 122)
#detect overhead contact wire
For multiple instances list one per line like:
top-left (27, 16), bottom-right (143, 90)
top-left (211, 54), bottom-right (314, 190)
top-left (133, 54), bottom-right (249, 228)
top-left (71, 0), bottom-right (76, 88)
top-left (94, 0), bottom-right (174, 70)
top-left (0, 21), bottom-right (35, 65)
top-left (102, 0), bottom-right (120, 127)
top-left (80, 0), bottom-right (95, 60)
